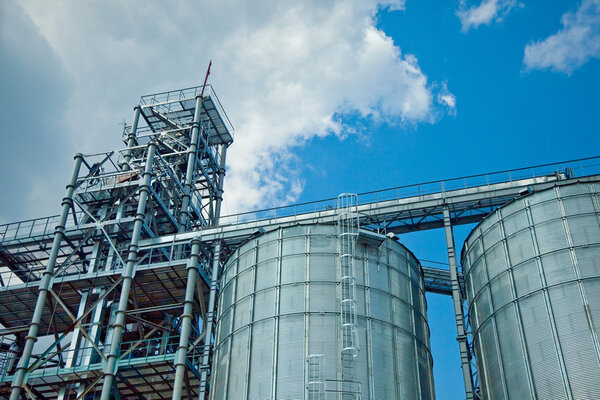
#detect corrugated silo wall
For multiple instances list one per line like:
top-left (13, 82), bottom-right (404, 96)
top-left (462, 182), bottom-right (600, 399)
top-left (209, 224), bottom-right (435, 400)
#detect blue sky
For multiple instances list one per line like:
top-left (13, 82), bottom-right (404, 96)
top-left (1, 0), bottom-right (600, 398)
top-left (296, 0), bottom-right (600, 201)
top-left (289, 1), bottom-right (600, 398)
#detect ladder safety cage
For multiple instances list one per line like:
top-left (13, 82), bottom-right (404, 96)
top-left (307, 354), bottom-right (327, 400)
top-left (337, 193), bottom-right (361, 399)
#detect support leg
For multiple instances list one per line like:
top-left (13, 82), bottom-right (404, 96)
top-left (172, 238), bottom-right (202, 400)
top-left (443, 206), bottom-right (475, 400)
top-left (199, 242), bottom-right (221, 398)
top-left (99, 142), bottom-right (157, 400)
top-left (9, 154), bottom-right (83, 400)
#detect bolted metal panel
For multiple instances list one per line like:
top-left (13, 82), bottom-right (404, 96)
top-left (210, 224), bottom-right (435, 400)
top-left (462, 182), bottom-right (600, 400)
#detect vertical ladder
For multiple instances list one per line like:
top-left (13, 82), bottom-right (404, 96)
top-left (307, 354), bottom-right (326, 400)
top-left (337, 194), bottom-right (360, 399)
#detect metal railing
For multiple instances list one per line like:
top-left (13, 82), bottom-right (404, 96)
top-left (0, 239), bottom-right (201, 290)
top-left (217, 155), bottom-right (600, 226)
top-left (0, 321), bottom-right (204, 383)
top-left (139, 84), bottom-right (234, 135)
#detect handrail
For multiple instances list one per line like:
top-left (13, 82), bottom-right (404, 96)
top-left (216, 155), bottom-right (600, 225)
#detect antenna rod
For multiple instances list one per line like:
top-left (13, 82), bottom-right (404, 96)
top-left (200, 60), bottom-right (212, 96)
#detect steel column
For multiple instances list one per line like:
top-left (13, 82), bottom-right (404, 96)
top-left (173, 95), bottom-right (203, 398)
top-left (99, 141), bottom-right (156, 400)
top-left (443, 206), bottom-right (475, 400)
top-left (199, 241), bottom-right (221, 398)
top-left (178, 96), bottom-right (203, 230)
top-left (211, 144), bottom-right (228, 226)
top-left (196, 137), bottom-right (227, 398)
top-left (122, 105), bottom-right (141, 170)
top-left (172, 238), bottom-right (202, 400)
top-left (9, 154), bottom-right (83, 400)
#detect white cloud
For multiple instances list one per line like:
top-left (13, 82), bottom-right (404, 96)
top-left (437, 82), bottom-right (457, 110)
top-left (439, 94), bottom-right (456, 108)
top-left (524, 0), bottom-right (600, 74)
top-left (9, 0), bottom-right (453, 217)
top-left (0, 0), bottom-right (74, 223)
top-left (457, 0), bottom-right (521, 32)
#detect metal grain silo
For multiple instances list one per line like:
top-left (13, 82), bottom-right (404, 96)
top-left (209, 224), bottom-right (435, 400)
top-left (462, 182), bottom-right (600, 400)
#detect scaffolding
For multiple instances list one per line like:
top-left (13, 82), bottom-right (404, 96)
top-left (1, 81), bottom-right (600, 399)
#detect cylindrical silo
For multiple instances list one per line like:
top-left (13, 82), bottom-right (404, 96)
top-left (462, 182), bottom-right (600, 400)
top-left (210, 224), bottom-right (435, 400)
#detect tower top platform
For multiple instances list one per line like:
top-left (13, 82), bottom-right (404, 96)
top-left (139, 84), bottom-right (234, 145)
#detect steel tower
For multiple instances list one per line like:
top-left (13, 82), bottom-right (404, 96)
top-left (0, 84), bottom-right (233, 399)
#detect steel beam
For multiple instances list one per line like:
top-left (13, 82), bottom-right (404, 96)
top-left (443, 206), bottom-right (475, 400)
top-left (56, 291), bottom-right (89, 400)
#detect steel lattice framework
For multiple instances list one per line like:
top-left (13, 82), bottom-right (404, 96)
top-left (0, 85), bottom-right (232, 399)
top-left (0, 84), bottom-right (599, 399)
